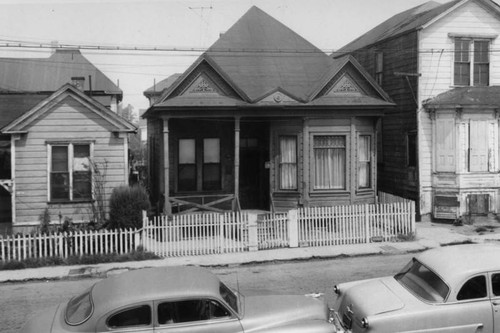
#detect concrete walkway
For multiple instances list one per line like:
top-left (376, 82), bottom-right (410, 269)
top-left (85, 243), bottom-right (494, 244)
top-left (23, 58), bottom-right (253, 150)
top-left (1, 221), bottom-right (500, 283)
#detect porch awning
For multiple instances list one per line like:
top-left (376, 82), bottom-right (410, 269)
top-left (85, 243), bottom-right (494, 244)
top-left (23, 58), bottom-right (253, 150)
top-left (424, 86), bottom-right (500, 109)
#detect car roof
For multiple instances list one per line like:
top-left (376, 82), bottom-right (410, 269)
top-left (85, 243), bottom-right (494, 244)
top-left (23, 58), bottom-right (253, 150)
top-left (90, 266), bottom-right (222, 316)
top-left (417, 243), bottom-right (500, 287)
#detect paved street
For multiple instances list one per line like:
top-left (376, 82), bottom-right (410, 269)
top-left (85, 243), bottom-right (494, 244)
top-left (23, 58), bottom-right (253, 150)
top-left (2, 253), bottom-right (413, 333)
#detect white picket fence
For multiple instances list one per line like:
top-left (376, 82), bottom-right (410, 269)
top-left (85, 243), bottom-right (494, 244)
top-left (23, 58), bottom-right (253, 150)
top-left (142, 212), bottom-right (248, 257)
top-left (0, 228), bottom-right (139, 262)
top-left (0, 197), bottom-right (415, 262)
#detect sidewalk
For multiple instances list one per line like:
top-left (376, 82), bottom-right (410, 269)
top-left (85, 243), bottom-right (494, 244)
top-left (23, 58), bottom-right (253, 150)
top-left (2, 221), bottom-right (500, 283)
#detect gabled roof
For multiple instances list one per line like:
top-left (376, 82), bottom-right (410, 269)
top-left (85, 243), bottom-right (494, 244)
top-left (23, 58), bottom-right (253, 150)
top-left (423, 86), bottom-right (500, 108)
top-left (145, 6), bottom-right (393, 117)
top-left (0, 49), bottom-right (122, 99)
top-left (1, 84), bottom-right (135, 134)
top-left (335, 0), bottom-right (475, 56)
top-left (143, 73), bottom-right (182, 98)
top-left (0, 94), bottom-right (48, 129)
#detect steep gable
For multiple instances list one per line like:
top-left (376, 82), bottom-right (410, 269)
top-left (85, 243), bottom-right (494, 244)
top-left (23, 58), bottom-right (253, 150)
top-left (2, 84), bottom-right (135, 134)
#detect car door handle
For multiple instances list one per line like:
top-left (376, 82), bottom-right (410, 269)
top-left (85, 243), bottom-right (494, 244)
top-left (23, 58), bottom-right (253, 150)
top-left (492, 301), bottom-right (500, 306)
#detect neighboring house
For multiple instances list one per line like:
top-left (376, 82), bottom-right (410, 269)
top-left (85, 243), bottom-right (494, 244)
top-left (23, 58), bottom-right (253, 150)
top-left (143, 7), bottom-right (393, 214)
top-left (0, 49), bottom-right (135, 234)
top-left (336, 0), bottom-right (500, 220)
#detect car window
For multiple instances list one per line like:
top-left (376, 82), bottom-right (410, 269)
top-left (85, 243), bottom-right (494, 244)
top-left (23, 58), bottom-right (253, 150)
top-left (65, 288), bottom-right (93, 325)
top-left (158, 299), bottom-right (231, 325)
top-left (220, 282), bottom-right (238, 313)
top-left (457, 275), bottom-right (487, 301)
top-left (107, 304), bottom-right (151, 328)
top-left (395, 259), bottom-right (449, 303)
top-left (492, 274), bottom-right (500, 296)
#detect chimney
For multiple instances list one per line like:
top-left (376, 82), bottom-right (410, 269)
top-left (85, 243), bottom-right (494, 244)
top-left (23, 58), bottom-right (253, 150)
top-left (71, 77), bottom-right (85, 90)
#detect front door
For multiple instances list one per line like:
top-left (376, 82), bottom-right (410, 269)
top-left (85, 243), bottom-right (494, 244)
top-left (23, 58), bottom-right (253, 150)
top-left (490, 272), bottom-right (500, 332)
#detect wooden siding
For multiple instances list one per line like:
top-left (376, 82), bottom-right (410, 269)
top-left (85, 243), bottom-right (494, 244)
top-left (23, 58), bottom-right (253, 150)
top-left (418, 1), bottom-right (500, 217)
top-left (351, 31), bottom-right (420, 206)
top-left (14, 96), bottom-right (128, 225)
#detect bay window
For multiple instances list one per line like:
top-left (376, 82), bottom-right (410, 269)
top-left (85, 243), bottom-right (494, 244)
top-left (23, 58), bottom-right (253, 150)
top-left (279, 136), bottom-right (297, 190)
top-left (50, 143), bottom-right (91, 202)
top-left (313, 135), bottom-right (346, 190)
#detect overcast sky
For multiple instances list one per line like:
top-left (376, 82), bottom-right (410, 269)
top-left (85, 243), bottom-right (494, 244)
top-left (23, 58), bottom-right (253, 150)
top-left (0, 0), bottom-right (485, 112)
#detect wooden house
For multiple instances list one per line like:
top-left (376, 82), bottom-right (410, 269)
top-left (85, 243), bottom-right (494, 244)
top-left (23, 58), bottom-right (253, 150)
top-left (336, 0), bottom-right (500, 220)
top-left (143, 7), bottom-right (393, 214)
top-left (0, 49), bottom-right (135, 234)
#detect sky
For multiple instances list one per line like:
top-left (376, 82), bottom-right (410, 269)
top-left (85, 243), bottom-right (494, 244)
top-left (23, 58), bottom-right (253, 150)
top-left (0, 0), bottom-right (480, 113)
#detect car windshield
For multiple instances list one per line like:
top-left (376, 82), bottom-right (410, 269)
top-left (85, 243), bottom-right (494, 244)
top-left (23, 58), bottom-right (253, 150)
top-left (65, 288), bottom-right (93, 325)
top-left (395, 258), bottom-right (449, 303)
top-left (220, 282), bottom-right (239, 314)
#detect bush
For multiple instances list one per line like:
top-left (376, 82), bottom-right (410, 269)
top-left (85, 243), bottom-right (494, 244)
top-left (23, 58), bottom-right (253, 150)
top-left (108, 185), bottom-right (151, 229)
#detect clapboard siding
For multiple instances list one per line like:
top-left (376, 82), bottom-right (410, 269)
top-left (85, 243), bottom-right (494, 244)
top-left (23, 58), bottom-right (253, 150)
top-left (419, 1), bottom-right (500, 103)
top-left (13, 96), bottom-right (128, 225)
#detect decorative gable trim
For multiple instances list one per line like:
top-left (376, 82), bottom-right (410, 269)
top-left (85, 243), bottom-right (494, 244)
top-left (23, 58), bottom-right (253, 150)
top-left (181, 73), bottom-right (223, 96)
top-left (256, 88), bottom-right (300, 104)
top-left (327, 74), bottom-right (363, 96)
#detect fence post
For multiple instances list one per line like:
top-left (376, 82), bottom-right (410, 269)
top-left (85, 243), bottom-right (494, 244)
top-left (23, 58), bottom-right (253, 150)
top-left (365, 204), bottom-right (370, 243)
top-left (247, 213), bottom-right (259, 252)
top-left (288, 209), bottom-right (299, 248)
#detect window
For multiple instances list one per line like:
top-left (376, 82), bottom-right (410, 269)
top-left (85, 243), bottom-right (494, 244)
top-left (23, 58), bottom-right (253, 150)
top-left (157, 299), bottom-right (230, 325)
top-left (435, 117), bottom-right (455, 172)
top-left (454, 38), bottom-right (489, 86)
top-left (50, 143), bottom-right (91, 202)
top-left (65, 289), bottom-right (93, 325)
top-left (178, 139), bottom-right (196, 191)
top-left (313, 136), bottom-right (346, 190)
top-left (407, 132), bottom-right (417, 167)
top-left (358, 135), bottom-right (371, 189)
top-left (107, 305), bottom-right (151, 328)
top-left (375, 51), bottom-right (383, 85)
top-left (203, 138), bottom-right (221, 190)
top-left (279, 136), bottom-right (297, 190)
top-left (457, 275), bottom-right (487, 300)
top-left (492, 273), bottom-right (500, 296)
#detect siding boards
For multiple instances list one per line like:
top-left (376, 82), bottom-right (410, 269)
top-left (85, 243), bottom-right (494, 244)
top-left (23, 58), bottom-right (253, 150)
top-left (14, 96), bottom-right (127, 225)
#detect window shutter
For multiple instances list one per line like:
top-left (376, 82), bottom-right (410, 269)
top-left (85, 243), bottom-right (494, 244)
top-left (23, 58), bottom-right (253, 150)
top-left (469, 121), bottom-right (488, 172)
top-left (436, 118), bottom-right (455, 172)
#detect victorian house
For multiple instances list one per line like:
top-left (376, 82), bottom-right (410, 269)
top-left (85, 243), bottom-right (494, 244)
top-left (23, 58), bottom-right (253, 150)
top-left (143, 7), bottom-right (393, 214)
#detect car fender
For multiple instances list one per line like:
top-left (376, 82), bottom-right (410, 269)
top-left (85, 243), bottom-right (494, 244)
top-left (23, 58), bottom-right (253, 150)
top-left (251, 320), bottom-right (334, 333)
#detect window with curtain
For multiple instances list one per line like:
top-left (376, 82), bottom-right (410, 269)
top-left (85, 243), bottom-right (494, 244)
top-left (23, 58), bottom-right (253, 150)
top-left (178, 139), bottom-right (196, 191)
top-left (50, 143), bottom-right (91, 201)
top-left (358, 135), bottom-right (371, 189)
top-left (203, 138), bottom-right (221, 190)
top-left (454, 38), bottom-right (489, 86)
top-left (313, 136), bottom-right (346, 190)
top-left (279, 136), bottom-right (297, 190)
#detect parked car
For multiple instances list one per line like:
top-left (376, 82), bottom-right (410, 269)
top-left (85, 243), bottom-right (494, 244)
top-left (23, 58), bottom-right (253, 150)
top-left (331, 243), bottom-right (500, 332)
top-left (22, 266), bottom-right (335, 333)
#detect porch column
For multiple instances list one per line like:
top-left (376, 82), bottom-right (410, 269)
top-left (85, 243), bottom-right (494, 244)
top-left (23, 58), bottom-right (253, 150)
top-left (234, 116), bottom-right (241, 210)
top-left (163, 118), bottom-right (171, 214)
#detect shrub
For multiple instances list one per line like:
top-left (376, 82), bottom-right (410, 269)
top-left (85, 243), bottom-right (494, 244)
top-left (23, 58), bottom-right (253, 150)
top-left (108, 185), bottom-right (151, 229)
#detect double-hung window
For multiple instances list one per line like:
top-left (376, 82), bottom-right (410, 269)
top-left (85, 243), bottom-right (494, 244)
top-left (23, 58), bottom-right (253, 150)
top-left (50, 143), bottom-right (91, 202)
top-left (358, 135), bottom-right (372, 189)
top-left (178, 139), bottom-right (196, 191)
top-left (178, 138), bottom-right (221, 191)
top-left (313, 136), bottom-right (346, 190)
top-left (454, 38), bottom-right (489, 86)
top-left (375, 51), bottom-right (383, 86)
top-left (279, 136), bottom-right (297, 190)
top-left (203, 138), bottom-right (221, 190)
